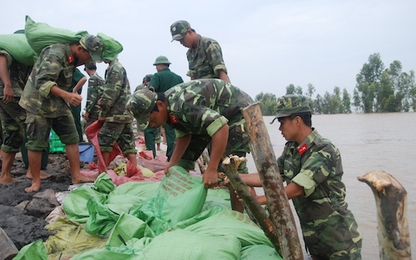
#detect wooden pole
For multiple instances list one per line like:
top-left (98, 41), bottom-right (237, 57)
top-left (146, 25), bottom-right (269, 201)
top-left (358, 170), bottom-right (411, 260)
top-left (222, 156), bottom-right (281, 255)
top-left (242, 102), bottom-right (303, 260)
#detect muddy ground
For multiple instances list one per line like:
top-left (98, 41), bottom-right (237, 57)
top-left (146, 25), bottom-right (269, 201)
top-left (0, 153), bottom-right (85, 250)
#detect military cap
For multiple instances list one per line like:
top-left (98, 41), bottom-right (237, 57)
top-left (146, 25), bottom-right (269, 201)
top-left (153, 55), bottom-right (171, 65)
top-left (275, 94), bottom-right (311, 118)
top-left (126, 89), bottom-right (158, 130)
top-left (170, 20), bottom-right (191, 41)
top-left (79, 34), bottom-right (103, 63)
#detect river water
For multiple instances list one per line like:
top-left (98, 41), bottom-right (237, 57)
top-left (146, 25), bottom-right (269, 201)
top-left (245, 113), bottom-right (416, 259)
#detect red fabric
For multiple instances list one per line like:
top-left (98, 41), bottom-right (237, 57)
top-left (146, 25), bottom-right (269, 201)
top-left (85, 120), bottom-right (122, 174)
top-left (139, 150), bottom-right (153, 160)
top-left (126, 160), bottom-right (143, 178)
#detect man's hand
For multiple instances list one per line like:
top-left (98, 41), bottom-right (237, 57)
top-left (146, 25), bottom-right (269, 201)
top-left (65, 92), bottom-right (82, 106)
top-left (83, 112), bottom-right (89, 120)
top-left (202, 167), bottom-right (220, 189)
top-left (2, 85), bottom-right (14, 104)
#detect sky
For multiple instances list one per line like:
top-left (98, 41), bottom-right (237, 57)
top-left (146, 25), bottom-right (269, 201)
top-left (2, 0), bottom-right (416, 109)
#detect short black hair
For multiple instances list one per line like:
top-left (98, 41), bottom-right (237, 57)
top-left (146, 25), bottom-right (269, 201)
top-left (289, 112), bottom-right (312, 127)
top-left (86, 64), bottom-right (97, 70)
top-left (151, 92), bottom-right (166, 112)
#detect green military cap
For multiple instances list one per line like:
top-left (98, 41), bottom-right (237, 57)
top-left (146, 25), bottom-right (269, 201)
top-left (170, 20), bottom-right (191, 41)
top-left (153, 55), bottom-right (171, 65)
top-left (275, 94), bottom-right (311, 118)
top-left (79, 34), bottom-right (103, 63)
top-left (126, 89), bottom-right (158, 130)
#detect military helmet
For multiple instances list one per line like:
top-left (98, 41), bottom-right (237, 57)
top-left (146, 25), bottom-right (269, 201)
top-left (170, 20), bottom-right (191, 41)
top-left (153, 56), bottom-right (171, 65)
top-left (275, 94), bottom-right (311, 118)
top-left (126, 89), bottom-right (158, 130)
top-left (79, 34), bottom-right (103, 63)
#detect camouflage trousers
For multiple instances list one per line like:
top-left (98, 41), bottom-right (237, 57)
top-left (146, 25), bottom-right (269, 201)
top-left (25, 109), bottom-right (79, 152)
top-left (178, 122), bottom-right (250, 173)
top-left (0, 98), bottom-right (26, 153)
top-left (99, 121), bottom-right (137, 156)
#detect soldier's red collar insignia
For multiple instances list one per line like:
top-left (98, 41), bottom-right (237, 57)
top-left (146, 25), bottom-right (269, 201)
top-left (169, 113), bottom-right (179, 124)
top-left (67, 55), bottom-right (74, 64)
top-left (297, 144), bottom-right (308, 155)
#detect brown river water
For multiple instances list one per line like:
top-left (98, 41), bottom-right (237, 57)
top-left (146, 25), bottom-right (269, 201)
top-left (245, 113), bottom-right (416, 259)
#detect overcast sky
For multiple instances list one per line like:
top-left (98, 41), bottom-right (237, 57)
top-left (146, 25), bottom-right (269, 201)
top-left (3, 0), bottom-right (416, 108)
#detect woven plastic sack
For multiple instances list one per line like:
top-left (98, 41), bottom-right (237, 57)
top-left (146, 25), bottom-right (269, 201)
top-left (13, 240), bottom-right (47, 260)
top-left (172, 207), bottom-right (273, 248)
top-left (130, 166), bottom-right (207, 234)
top-left (142, 229), bottom-right (241, 260)
top-left (240, 245), bottom-right (283, 260)
top-left (97, 32), bottom-right (123, 61)
top-left (0, 33), bottom-right (37, 65)
top-left (85, 198), bottom-right (120, 237)
top-left (24, 15), bottom-right (88, 54)
top-left (63, 185), bottom-right (107, 223)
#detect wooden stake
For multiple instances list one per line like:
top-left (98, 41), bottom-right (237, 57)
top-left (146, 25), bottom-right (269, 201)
top-left (242, 102), bottom-right (304, 260)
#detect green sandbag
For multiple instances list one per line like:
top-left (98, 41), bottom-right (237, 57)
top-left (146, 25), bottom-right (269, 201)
top-left (0, 33), bottom-right (38, 65)
top-left (12, 240), bottom-right (47, 260)
top-left (142, 229), bottom-right (241, 260)
top-left (93, 172), bottom-right (116, 194)
top-left (172, 207), bottom-right (273, 248)
top-left (239, 245), bottom-right (283, 260)
top-left (71, 247), bottom-right (144, 260)
top-left (63, 185), bottom-right (107, 223)
top-left (85, 198), bottom-right (120, 237)
top-left (24, 15), bottom-right (88, 54)
top-left (130, 166), bottom-right (207, 234)
top-left (97, 32), bottom-right (123, 61)
top-left (106, 213), bottom-right (155, 247)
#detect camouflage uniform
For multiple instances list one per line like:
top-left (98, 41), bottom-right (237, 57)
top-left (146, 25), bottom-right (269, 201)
top-left (148, 66), bottom-right (183, 160)
top-left (99, 60), bottom-right (136, 156)
top-left (164, 79), bottom-right (252, 171)
top-left (275, 95), bottom-right (362, 259)
top-left (186, 35), bottom-right (227, 80)
top-left (0, 50), bottom-right (30, 153)
top-left (84, 70), bottom-right (104, 127)
top-left (19, 43), bottom-right (80, 151)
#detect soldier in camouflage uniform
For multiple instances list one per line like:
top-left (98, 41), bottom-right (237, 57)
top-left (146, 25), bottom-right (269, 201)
top-left (134, 74), bottom-right (153, 92)
top-left (98, 56), bottom-right (137, 168)
top-left (240, 94), bottom-right (362, 259)
top-left (127, 79), bottom-right (252, 211)
top-left (170, 20), bottom-right (230, 82)
top-left (83, 63), bottom-right (104, 127)
top-left (19, 34), bottom-right (103, 192)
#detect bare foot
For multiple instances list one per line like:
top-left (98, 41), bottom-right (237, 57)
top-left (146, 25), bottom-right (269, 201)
top-left (72, 175), bottom-right (96, 184)
top-left (25, 182), bottom-right (41, 193)
top-left (0, 176), bottom-right (21, 184)
top-left (26, 170), bottom-right (52, 180)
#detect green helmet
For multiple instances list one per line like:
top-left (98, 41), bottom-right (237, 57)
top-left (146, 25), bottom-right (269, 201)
top-left (153, 55), bottom-right (171, 65)
top-left (79, 34), bottom-right (103, 63)
top-left (170, 20), bottom-right (191, 41)
top-left (126, 89), bottom-right (158, 130)
top-left (275, 94), bottom-right (311, 118)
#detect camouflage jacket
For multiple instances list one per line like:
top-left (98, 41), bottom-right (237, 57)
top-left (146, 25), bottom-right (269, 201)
top-left (277, 129), bottom-right (362, 255)
top-left (134, 83), bottom-right (148, 92)
top-left (149, 68), bottom-right (183, 93)
top-left (99, 60), bottom-right (132, 123)
top-left (84, 72), bottom-right (104, 119)
top-left (186, 35), bottom-right (227, 80)
top-left (164, 79), bottom-right (252, 138)
top-left (0, 50), bottom-right (32, 98)
top-left (19, 44), bottom-right (75, 117)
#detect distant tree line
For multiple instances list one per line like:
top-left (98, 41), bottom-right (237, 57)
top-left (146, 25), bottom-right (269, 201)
top-left (255, 53), bottom-right (416, 115)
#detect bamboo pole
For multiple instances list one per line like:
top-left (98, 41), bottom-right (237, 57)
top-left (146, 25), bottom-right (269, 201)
top-left (222, 156), bottom-right (281, 255)
top-left (242, 102), bottom-right (303, 260)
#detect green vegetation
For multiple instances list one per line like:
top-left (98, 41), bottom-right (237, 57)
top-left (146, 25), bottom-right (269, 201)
top-left (256, 53), bottom-right (416, 115)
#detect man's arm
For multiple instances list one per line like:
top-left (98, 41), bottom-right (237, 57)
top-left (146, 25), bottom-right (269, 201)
top-left (202, 124), bottom-right (229, 188)
top-left (72, 76), bottom-right (87, 93)
top-left (0, 55), bottom-right (14, 104)
top-left (50, 85), bottom-right (82, 106)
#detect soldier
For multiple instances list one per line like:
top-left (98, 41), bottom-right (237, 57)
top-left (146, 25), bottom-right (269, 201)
top-left (126, 79), bottom-right (252, 212)
top-left (134, 74), bottom-right (153, 92)
top-left (147, 55), bottom-right (183, 161)
top-left (239, 94), bottom-right (362, 259)
top-left (83, 63), bottom-right (104, 127)
top-left (19, 34), bottom-right (103, 192)
top-left (170, 20), bottom-right (230, 82)
top-left (97, 34), bottom-right (137, 170)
